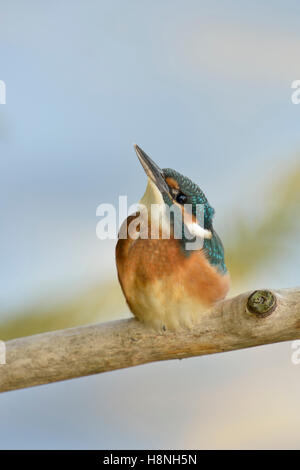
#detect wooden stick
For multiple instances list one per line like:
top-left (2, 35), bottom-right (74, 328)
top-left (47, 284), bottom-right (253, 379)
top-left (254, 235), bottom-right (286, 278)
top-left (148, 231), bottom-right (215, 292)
top-left (1, 288), bottom-right (299, 393)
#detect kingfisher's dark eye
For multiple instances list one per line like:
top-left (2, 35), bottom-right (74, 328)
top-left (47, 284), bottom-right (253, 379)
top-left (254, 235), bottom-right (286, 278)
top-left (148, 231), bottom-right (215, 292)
top-left (176, 192), bottom-right (187, 205)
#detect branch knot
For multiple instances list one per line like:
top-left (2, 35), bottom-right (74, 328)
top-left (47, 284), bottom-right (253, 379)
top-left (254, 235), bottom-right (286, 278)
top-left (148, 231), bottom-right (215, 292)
top-left (247, 290), bottom-right (277, 318)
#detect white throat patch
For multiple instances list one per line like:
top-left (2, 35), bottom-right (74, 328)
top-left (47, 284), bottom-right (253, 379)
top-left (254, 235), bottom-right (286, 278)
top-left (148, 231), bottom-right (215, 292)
top-left (139, 178), bottom-right (167, 230)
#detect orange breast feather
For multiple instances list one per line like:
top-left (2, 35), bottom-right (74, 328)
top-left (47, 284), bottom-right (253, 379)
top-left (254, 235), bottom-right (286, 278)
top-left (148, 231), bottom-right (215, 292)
top-left (116, 213), bottom-right (230, 330)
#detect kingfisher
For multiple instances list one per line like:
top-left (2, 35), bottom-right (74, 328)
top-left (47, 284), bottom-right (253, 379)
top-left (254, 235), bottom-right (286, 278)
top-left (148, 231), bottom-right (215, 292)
top-left (116, 145), bottom-right (230, 331)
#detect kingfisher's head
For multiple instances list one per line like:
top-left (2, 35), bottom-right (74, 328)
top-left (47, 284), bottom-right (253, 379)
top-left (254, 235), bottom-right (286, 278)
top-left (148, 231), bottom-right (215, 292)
top-left (134, 144), bottom-right (215, 240)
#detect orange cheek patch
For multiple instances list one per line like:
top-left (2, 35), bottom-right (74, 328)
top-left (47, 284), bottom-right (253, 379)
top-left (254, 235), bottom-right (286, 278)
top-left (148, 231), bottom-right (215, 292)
top-left (165, 178), bottom-right (199, 225)
top-left (165, 177), bottom-right (179, 190)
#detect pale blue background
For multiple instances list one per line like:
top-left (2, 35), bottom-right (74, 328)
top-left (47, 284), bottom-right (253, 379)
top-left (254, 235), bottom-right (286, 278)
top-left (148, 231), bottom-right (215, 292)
top-left (1, 0), bottom-right (300, 449)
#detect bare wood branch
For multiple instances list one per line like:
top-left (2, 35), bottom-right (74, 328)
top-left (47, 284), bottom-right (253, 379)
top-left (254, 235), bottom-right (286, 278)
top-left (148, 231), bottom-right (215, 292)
top-left (1, 288), bottom-right (300, 393)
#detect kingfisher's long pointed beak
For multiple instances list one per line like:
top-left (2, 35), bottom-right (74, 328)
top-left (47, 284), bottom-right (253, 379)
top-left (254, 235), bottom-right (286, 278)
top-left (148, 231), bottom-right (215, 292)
top-left (134, 144), bottom-right (170, 195)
